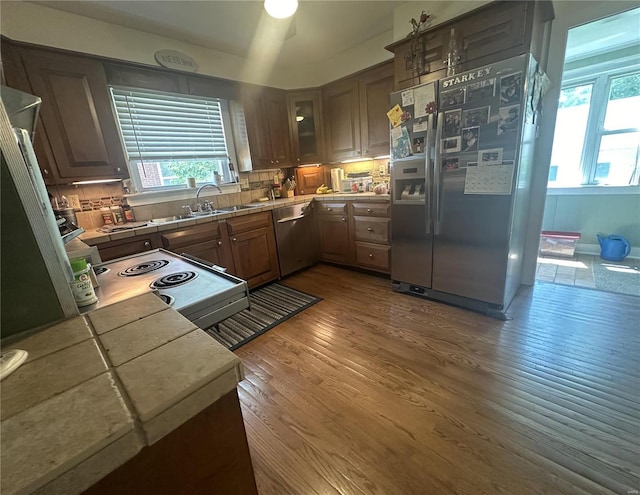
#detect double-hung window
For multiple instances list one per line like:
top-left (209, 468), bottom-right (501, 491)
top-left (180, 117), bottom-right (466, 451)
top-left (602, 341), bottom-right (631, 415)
top-left (548, 8), bottom-right (640, 188)
top-left (110, 87), bottom-right (238, 191)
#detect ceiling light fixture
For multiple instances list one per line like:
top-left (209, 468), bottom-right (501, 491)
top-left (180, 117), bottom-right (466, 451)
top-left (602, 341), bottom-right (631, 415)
top-left (264, 0), bottom-right (298, 19)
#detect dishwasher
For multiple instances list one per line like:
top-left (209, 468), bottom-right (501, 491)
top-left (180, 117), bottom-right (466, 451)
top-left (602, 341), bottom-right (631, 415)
top-left (272, 202), bottom-right (317, 277)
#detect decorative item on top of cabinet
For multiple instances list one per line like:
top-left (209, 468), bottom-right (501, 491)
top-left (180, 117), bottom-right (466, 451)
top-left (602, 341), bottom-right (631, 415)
top-left (242, 85), bottom-right (293, 169)
top-left (18, 48), bottom-right (129, 181)
top-left (287, 90), bottom-right (325, 164)
top-left (316, 201), bottom-right (351, 265)
top-left (226, 212), bottom-right (280, 288)
top-left (295, 165), bottom-right (325, 195)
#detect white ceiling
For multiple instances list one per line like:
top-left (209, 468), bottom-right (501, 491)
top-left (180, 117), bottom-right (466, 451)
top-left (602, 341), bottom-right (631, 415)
top-left (29, 0), bottom-right (414, 68)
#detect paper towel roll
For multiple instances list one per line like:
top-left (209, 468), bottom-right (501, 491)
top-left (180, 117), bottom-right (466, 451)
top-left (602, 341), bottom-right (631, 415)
top-left (331, 168), bottom-right (344, 192)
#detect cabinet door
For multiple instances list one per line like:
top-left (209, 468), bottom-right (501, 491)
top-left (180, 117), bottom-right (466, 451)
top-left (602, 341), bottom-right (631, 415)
top-left (20, 49), bottom-right (128, 181)
top-left (456, 1), bottom-right (529, 67)
top-left (228, 226), bottom-right (279, 288)
top-left (287, 90), bottom-right (325, 164)
top-left (322, 77), bottom-right (361, 161)
top-left (295, 166), bottom-right (325, 195)
top-left (243, 87), bottom-right (292, 169)
top-left (160, 222), bottom-right (235, 271)
top-left (1, 43), bottom-right (60, 184)
top-left (264, 89), bottom-right (292, 167)
top-left (317, 215), bottom-right (350, 264)
top-left (359, 62), bottom-right (394, 158)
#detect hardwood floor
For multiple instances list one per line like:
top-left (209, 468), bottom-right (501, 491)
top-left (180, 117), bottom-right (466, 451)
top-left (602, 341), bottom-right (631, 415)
top-left (235, 264), bottom-right (639, 495)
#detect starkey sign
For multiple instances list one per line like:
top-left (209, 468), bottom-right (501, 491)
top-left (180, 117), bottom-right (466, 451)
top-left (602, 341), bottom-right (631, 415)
top-left (441, 66), bottom-right (493, 88)
top-left (154, 50), bottom-right (198, 72)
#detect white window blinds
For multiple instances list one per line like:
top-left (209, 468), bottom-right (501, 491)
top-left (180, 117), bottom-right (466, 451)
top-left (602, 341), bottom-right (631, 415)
top-left (110, 87), bottom-right (229, 161)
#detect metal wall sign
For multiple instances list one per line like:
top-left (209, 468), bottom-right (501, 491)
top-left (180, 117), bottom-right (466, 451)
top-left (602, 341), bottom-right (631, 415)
top-left (154, 50), bottom-right (198, 72)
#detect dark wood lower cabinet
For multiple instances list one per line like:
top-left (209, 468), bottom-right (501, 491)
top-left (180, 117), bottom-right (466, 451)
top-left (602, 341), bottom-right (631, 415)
top-left (84, 388), bottom-right (257, 495)
top-left (317, 214), bottom-right (351, 264)
top-left (96, 234), bottom-right (160, 262)
top-left (160, 222), bottom-right (235, 272)
top-left (226, 213), bottom-right (280, 288)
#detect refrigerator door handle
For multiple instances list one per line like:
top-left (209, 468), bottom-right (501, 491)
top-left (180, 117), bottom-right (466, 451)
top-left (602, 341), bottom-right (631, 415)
top-left (425, 113), bottom-right (433, 235)
top-left (433, 112), bottom-right (443, 235)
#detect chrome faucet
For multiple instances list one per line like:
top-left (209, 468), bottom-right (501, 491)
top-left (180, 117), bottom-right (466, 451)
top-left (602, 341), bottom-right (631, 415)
top-left (195, 183), bottom-right (222, 212)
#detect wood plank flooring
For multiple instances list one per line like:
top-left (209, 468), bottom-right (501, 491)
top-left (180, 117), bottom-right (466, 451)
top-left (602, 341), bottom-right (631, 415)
top-left (235, 264), bottom-right (639, 495)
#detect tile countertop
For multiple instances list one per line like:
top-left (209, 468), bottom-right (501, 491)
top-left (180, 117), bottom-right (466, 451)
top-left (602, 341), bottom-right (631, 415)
top-left (79, 192), bottom-right (390, 245)
top-left (0, 293), bottom-right (243, 495)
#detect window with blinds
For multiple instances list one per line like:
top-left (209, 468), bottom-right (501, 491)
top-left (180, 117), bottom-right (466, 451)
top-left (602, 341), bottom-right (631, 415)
top-left (110, 87), bottom-right (236, 189)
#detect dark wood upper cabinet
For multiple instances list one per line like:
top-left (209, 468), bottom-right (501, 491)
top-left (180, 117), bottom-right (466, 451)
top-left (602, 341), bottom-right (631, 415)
top-left (359, 62), bottom-right (394, 158)
top-left (385, 1), bottom-right (554, 91)
top-left (287, 90), bottom-right (325, 165)
top-left (322, 76), bottom-right (361, 162)
top-left (242, 86), bottom-right (292, 169)
top-left (20, 48), bottom-right (128, 181)
top-left (1, 42), bottom-right (60, 184)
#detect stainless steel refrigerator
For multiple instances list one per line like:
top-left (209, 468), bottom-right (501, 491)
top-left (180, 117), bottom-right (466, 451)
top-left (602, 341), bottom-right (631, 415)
top-left (390, 54), bottom-right (543, 319)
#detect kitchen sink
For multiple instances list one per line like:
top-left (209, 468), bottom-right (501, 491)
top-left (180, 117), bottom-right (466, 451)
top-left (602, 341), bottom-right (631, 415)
top-left (148, 216), bottom-right (183, 224)
top-left (217, 205), bottom-right (260, 212)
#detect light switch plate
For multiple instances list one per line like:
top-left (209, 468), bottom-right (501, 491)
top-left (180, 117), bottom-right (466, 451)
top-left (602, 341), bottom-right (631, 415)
top-left (68, 194), bottom-right (81, 210)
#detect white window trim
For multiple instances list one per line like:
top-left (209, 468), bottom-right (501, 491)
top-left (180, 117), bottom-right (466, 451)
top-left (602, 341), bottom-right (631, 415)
top-left (110, 86), bottom-right (241, 193)
top-left (549, 54), bottom-right (640, 189)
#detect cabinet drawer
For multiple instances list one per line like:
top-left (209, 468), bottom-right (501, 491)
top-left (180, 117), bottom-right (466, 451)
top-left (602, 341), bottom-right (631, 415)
top-left (316, 202), bottom-right (347, 215)
top-left (226, 212), bottom-right (272, 236)
top-left (355, 242), bottom-right (390, 272)
top-left (160, 222), bottom-right (222, 251)
top-left (352, 202), bottom-right (390, 217)
top-left (97, 235), bottom-right (159, 262)
top-left (354, 216), bottom-right (390, 244)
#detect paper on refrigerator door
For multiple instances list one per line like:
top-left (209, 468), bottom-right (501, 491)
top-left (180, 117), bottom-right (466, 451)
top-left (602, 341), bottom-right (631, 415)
top-left (464, 163), bottom-right (515, 195)
top-left (413, 84), bottom-right (436, 118)
top-left (391, 126), bottom-right (411, 159)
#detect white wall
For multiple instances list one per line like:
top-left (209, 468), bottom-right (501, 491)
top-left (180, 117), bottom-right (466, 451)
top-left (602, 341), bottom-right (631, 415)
top-left (0, 1), bottom-right (392, 88)
top-left (520, 0), bottom-right (639, 285)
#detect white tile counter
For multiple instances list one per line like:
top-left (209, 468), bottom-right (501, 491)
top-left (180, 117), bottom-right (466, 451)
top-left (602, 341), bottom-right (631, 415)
top-left (0, 293), bottom-right (243, 495)
top-left (79, 192), bottom-right (390, 245)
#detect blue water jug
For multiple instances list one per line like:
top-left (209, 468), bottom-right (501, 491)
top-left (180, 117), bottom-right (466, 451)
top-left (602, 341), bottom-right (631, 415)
top-left (597, 234), bottom-right (631, 262)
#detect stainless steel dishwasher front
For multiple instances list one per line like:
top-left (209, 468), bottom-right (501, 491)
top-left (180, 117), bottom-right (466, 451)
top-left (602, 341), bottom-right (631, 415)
top-left (272, 202), bottom-right (317, 277)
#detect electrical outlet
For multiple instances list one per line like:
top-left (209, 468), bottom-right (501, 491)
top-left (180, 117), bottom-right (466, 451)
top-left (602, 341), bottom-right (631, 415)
top-left (68, 194), bottom-right (81, 210)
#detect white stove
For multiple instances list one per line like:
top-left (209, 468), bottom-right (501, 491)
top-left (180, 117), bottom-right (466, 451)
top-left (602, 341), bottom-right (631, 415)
top-left (86, 249), bottom-right (250, 329)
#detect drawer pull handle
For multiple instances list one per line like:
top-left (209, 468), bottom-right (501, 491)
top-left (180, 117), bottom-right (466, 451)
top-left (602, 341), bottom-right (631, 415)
top-left (367, 227), bottom-right (373, 232)
top-left (218, 241), bottom-right (223, 246)
top-left (232, 237), bottom-right (237, 242)
top-left (143, 241), bottom-right (151, 248)
top-left (368, 253), bottom-right (373, 258)
top-left (342, 217), bottom-right (346, 222)
top-left (367, 208), bottom-right (372, 213)
top-left (327, 207), bottom-right (332, 211)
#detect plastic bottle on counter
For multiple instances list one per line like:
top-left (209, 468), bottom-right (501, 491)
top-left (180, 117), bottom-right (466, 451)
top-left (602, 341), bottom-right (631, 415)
top-left (69, 258), bottom-right (98, 307)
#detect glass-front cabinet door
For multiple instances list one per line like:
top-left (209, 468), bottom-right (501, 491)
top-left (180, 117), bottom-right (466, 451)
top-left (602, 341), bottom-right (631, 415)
top-left (287, 90), bottom-right (325, 164)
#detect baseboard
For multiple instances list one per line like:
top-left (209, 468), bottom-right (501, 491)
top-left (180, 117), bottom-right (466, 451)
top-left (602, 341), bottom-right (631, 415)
top-left (575, 243), bottom-right (640, 260)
